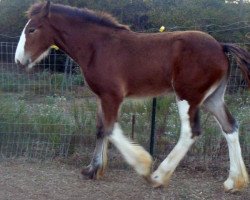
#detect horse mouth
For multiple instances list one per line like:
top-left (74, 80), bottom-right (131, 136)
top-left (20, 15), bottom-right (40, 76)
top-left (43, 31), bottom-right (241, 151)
top-left (16, 59), bottom-right (27, 67)
top-left (15, 59), bottom-right (34, 70)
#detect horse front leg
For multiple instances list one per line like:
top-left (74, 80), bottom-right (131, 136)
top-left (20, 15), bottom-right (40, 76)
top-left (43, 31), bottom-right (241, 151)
top-left (81, 137), bottom-right (108, 179)
top-left (109, 123), bottom-right (153, 179)
top-left (101, 95), bottom-right (152, 179)
top-left (150, 99), bottom-right (200, 187)
top-left (83, 94), bottom-right (152, 180)
top-left (82, 101), bottom-right (109, 179)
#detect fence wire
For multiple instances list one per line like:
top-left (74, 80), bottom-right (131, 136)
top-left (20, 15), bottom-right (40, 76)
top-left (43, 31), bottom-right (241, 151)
top-left (0, 41), bottom-right (249, 170)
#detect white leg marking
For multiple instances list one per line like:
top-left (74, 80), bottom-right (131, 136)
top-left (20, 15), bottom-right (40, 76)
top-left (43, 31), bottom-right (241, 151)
top-left (109, 123), bottom-right (152, 176)
top-left (151, 100), bottom-right (195, 186)
top-left (223, 131), bottom-right (249, 191)
top-left (15, 20), bottom-right (30, 65)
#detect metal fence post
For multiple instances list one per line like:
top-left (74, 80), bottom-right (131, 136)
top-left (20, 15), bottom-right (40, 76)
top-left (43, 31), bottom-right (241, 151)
top-left (149, 97), bottom-right (157, 156)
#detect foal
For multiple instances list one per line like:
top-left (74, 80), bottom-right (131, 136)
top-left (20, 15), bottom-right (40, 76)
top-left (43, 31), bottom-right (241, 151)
top-left (15, 1), bottom-right (249, 192)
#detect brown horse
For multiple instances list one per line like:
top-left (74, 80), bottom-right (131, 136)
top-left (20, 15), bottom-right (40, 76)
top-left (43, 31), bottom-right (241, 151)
top-left (15, 1), bottom-right (250, 192)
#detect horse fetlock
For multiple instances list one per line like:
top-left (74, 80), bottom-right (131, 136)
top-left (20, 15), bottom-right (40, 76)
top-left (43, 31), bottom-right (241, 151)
top-left (134, 150), bottom-right (152, 177)
top-left (96, 164), bottom-right (106, 179)
top-left (150, 169), bottom-right (173, 188)
top-left (224, 173), bottom-right (249, 192)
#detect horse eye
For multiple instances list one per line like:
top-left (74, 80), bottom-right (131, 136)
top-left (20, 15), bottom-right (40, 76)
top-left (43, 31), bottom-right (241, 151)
top-left (28, 28), bottom-right (36, 34)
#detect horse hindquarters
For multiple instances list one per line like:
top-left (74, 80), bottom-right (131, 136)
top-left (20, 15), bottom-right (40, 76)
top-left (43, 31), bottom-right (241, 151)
top-left (150, 38), bottom-right (223, 187)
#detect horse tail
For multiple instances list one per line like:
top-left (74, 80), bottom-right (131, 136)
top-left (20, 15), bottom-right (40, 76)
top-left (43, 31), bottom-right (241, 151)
top-left (221, 43), bottom-right (250, 88)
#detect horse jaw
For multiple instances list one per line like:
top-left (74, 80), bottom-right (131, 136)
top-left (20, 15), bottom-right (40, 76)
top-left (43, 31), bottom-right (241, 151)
top-left (27, 48), bottom-right (50, 69)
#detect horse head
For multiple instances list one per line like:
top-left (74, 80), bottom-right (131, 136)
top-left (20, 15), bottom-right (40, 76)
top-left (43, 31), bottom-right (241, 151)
top-left (15, 1), bottom-right (53, 69)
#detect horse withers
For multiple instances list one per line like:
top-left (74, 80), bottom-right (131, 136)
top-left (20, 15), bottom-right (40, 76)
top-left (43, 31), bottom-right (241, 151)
top-left (15, 1), bottom-right (250, 192)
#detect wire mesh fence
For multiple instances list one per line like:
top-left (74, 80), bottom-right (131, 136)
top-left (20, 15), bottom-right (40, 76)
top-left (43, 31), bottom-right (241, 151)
top-left (0, 41), bottom-right (249, 170)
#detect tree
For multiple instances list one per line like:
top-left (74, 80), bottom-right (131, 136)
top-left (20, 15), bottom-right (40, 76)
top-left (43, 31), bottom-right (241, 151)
top-left (0, 0), bottom-right (249, 42)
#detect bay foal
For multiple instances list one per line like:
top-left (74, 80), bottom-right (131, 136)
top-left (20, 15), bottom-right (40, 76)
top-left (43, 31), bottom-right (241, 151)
top-left (15, 1), bottom-right (249, 192)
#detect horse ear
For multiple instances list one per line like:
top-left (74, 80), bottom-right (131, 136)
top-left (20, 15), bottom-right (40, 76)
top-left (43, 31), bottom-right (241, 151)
top-left (40, 1), bottom-right (51, 18)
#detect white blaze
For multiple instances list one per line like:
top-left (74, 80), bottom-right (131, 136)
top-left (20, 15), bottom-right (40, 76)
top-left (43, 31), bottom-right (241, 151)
top-left (15, 20), bottom-right (30, 65)
top-left (15, 20), bottom-right (50, 69)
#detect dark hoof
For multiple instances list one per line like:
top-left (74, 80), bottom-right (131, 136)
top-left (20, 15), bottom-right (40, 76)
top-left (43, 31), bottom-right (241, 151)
top-left (81, 164), bottom-right (105, 180)
top-left (81, 165), bottom-right (98, 179)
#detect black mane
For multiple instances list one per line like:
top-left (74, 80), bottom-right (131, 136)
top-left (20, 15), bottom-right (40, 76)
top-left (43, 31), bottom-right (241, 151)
top-left (27, 2), bottom-right (130, 30)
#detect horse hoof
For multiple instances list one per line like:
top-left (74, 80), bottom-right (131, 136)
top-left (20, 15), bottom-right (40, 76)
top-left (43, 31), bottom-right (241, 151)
top-left (81, 165), bottom-right (98, 179)
top-left (150, 170), bottom-right (173, 188)
top-left (81, 165), bottom-right (105, 180)
top-left (152, 181), bottom-right (164, 188)
top-left (148, 175), bottom-right (165, 188)
top-left (224, 176), bottom-right (249, 193)
top-left (142, 174), bottom-right (164, 188)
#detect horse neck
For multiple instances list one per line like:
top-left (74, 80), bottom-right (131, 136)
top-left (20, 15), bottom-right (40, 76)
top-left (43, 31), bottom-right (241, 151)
top-left (49, 15), bottom-right (116, 65)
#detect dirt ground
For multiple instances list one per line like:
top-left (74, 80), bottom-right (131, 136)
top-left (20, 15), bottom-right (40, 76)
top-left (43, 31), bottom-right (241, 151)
top-left (0, 160), bottom-right (249, 200)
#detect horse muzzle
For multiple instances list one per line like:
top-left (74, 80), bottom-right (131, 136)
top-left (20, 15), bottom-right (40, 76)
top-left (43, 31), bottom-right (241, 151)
top-left (15, 58), bottom-right (30, 68)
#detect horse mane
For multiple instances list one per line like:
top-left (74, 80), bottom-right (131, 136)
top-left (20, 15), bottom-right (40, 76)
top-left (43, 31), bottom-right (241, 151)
top-left (27, 2), bottom-right (130, 31)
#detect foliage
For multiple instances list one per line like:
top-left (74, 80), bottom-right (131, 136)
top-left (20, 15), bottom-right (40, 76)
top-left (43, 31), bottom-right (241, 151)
top-left (0, 91), bottom-right (249, 160)
top-left (0, 0), bottom-right (36, 42)
top-left (0, 0), bottom-right (250, 42)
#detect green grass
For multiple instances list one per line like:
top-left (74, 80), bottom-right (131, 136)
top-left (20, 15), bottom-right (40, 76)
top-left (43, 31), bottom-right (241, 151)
top-left (0, 92), bottom-right (249, 154)
top-left (0, 69), bottom-right (85, 97)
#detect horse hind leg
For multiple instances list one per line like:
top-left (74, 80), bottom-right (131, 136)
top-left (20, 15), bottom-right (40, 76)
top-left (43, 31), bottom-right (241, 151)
top-left (203, 82), bottom-right (249, 192)
top-left (150, 99), bottom-right (201, 187)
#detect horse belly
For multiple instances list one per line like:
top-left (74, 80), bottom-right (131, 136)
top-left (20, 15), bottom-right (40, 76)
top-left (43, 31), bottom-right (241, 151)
top-left (125, 77), bottom-right (172, 98)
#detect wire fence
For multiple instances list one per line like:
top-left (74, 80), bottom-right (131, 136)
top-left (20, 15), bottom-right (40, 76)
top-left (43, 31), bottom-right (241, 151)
top-left (0, 41), bottom-right (249, 170)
